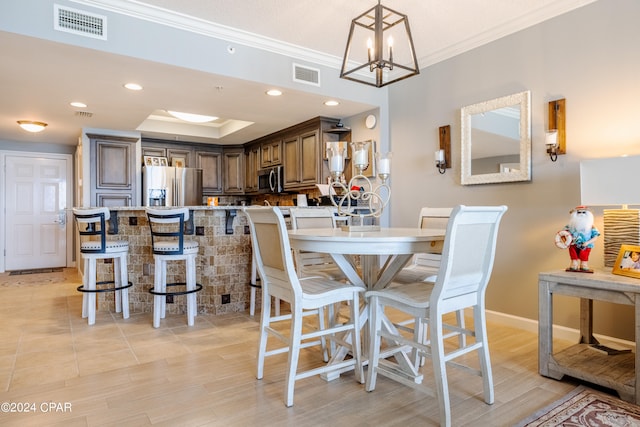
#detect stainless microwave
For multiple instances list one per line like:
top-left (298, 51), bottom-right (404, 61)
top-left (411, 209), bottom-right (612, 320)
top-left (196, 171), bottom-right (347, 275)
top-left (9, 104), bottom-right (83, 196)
top-left (258, 165), bottom-right (284, 193)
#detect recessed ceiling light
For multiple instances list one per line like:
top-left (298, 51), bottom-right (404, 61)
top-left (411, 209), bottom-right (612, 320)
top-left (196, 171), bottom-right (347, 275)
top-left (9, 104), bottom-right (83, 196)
top-left (17, 120), bottom-right (47, 132)
top-left (70, 101), bottom-right (87, 108)
top-left (167, 110), bottom-right (218, 123)
top-left (324, 100), bottom-right (340, 106)
top-left (124, 83), bottom-right (143, 91)
top-left (266, 89), bottom-right (282, 96)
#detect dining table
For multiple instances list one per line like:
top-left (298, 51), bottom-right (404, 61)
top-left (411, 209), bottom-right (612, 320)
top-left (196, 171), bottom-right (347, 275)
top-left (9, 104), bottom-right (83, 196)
top-left (288, 226), bottom-right (446, 380)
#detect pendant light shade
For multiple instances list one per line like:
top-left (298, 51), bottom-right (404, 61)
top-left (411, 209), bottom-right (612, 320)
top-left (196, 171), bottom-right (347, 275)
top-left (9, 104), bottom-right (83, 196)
top-left (340, 0), bottom-right (419, 88)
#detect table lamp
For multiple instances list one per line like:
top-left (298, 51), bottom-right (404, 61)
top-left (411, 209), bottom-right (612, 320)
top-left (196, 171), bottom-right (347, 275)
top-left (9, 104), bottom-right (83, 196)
top-left (580, 155), bottom-right (640, 267)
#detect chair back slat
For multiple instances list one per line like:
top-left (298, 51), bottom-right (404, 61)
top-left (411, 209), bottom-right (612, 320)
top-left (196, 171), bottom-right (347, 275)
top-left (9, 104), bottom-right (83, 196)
top-left (72, 207), bottom-right (110, 253)
top-left (433, 205), bottom-right (507, 306)
top-left (245, 207), bottom-right (301, 300)
top-left (289, 207), bottom-right (338, 276)
top-left (146, 207), bottom-right (190, 255)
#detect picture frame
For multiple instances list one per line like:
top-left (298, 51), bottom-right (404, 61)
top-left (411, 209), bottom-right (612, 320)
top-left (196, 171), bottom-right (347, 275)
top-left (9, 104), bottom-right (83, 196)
top-left (612, 245), bottom-right (640, 279)
top-left (144, 155), bottom-right (154, 166)
top-left (159, 157), bottom-right (168, 166)
top-left (172, 157), bottom-right (186, 168)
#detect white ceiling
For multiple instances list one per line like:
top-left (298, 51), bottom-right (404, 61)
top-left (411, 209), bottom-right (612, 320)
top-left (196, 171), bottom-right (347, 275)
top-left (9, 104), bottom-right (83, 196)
top-left (0, 0), bottom-right (596, 146)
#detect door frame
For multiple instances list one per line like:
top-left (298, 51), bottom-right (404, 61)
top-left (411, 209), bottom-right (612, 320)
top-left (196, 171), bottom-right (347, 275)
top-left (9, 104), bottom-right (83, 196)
top-left (0, 150), bottom-right (74, 273)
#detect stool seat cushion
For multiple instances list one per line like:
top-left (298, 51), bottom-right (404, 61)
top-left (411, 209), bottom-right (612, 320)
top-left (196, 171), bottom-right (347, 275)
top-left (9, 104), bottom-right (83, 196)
top-left (153, 240), bottom-right (199, 254)
top-left (80, 240), bottom-right (129, 253)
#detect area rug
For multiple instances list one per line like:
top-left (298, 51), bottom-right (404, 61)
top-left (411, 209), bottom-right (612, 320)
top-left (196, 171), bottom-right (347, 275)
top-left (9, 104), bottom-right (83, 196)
top-left (515, 385), bottom-right (640, 426)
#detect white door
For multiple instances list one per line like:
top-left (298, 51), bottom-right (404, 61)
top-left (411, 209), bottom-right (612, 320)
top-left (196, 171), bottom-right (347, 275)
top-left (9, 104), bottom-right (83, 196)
top-left (4, 156), bottom-right (68, 270)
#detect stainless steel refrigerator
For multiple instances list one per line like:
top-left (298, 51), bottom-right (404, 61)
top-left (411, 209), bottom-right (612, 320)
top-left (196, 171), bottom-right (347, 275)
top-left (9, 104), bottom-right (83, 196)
top-left (143, 166), bottom-right (203, 206)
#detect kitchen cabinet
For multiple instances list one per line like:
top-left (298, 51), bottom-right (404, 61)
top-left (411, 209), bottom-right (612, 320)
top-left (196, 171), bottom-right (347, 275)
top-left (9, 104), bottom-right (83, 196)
top-left (261, 138), bottom-right (282, 168)
top-left (244, 143), bottom-right (260, 193)
top-left (167, 148), bottom-right (192, 167)
top-left (141, 141), bottom-right (192, 167)
top-left (195, 148), bottom-right (223, 195)
top-left (223, 147), bottom-right (244, 194)
top-left (88, 134), bottom-right (138, 207)
top-left (283, 129), bottom-right (320, 189)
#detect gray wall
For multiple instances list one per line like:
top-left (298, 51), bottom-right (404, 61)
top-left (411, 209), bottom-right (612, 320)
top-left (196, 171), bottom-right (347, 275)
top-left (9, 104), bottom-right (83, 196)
top-left (388, 0), bottom-right (640, 340)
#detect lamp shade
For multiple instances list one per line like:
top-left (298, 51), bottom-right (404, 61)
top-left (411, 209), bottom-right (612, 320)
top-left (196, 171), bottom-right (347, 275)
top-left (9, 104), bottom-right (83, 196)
top-left (580, 155), bottom-right (640, 207)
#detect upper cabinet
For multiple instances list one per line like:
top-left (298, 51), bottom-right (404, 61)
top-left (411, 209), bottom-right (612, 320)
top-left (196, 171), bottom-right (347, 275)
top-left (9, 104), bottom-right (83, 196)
top-left (89, 134), bottom-right (138, 207)
top-left (223, 147), bottom-right (245, 194)
top-left (195, 147), bottom-right (223, 195)
top-left (260, 138), bottom-right (282, 168)
top-left (244, 143), bottom-right (260, 193)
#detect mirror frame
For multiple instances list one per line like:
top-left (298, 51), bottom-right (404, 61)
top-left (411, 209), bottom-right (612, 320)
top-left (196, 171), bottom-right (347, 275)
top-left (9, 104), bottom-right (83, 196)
top-left (460, 90), bottom-right (531, 185)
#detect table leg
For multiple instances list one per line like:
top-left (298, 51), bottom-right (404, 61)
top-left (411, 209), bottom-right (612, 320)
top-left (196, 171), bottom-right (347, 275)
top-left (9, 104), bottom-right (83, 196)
top-left (579, 298), bottom-right (599, 344)
top-left (538, 279), bottom-right (554, 377)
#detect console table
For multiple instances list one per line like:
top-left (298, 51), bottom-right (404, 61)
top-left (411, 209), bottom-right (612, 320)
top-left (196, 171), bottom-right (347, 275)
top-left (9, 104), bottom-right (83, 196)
top-left (538, 270), bottom-right (640, 403)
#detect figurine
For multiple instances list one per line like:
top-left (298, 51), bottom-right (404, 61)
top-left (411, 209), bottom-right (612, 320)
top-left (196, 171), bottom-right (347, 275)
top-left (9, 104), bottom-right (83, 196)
top-left (555, 206), bottom-right (600, 273)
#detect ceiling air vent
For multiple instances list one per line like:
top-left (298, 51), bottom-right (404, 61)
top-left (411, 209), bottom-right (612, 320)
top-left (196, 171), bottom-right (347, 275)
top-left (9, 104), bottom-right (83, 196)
top-left (74, 111), bottom-right (94, 118)
top-left (54, 4), bottom-right (107, 40)
top-left (293, 63), bottom-right (320, 87)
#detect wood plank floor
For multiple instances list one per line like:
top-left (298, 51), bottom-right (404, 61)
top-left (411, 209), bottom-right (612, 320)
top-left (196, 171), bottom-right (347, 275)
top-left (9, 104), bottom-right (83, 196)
top-left (0, 268), bottom-right (581, 426)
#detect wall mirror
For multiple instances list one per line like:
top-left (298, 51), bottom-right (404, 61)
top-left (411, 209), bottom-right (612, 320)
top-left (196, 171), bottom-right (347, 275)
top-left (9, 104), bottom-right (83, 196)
top-left (460, 90), bottom-right (531, 185)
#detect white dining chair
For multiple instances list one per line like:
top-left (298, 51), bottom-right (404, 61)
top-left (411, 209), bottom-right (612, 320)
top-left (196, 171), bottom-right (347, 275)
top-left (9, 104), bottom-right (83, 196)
top-left (288, 207), bottom-right (346, 281)
top-left (365, 205), bottom-right (507, 427)
top-left (245, 207), bottom-right (364, 407)
top-left (393, 207), bottom-right (466, 354)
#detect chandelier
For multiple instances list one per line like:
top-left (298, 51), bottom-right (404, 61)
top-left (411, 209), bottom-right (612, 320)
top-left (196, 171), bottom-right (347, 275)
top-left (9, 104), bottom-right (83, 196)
top-left (327, 141), bottom-right (391, 231)
top-left (340, 0), bottom-right (419, 88)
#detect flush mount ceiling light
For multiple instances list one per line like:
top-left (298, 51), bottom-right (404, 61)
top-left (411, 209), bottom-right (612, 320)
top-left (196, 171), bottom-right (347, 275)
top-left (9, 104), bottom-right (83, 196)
top-left (124, 82), bottom-right (143, 91)
top-left (167, 110), bottom-right (218, 123)
top-left (70, 101), bottom-right (87, 108)
top-left (324, 100), bottom-right (340, 106)
top-left (266, 89), bottom-right (282, 96)
top-left (17, 120), bottom-right (48, 133)
top-left (341, 0), bottom-right (419, 88)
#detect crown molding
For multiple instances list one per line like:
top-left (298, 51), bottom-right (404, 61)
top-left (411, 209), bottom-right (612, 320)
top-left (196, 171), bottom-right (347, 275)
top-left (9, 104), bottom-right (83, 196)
top-left (73, 0), bottom-right (597, 72)
top-left (71, 0), bottom-right (343, 70)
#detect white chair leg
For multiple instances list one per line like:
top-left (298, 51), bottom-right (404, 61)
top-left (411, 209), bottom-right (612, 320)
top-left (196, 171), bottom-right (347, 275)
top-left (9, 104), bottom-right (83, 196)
top-left (87, 258), bottom-right (97, 326)
top-left (350, 295), bottom-right (364, 384)
top-left (250, 254), bottom-right (257, 316)
top-left (114, 256), bottom-right (122, 314)
top-left (284, 311), bottom-right (303, 407)
top-left (456, 309), bottom-right (466, 348)
top-left (153, 259), bottom-right (163, 328)
top-left (475, 306), bottom-right (494, 404)
top-left (119, 253), bottom-right (130, 319)
top-left (256, 290), bottom-right (272, 380)
top-left (431, 313), bottom-right (451, 427)
top-left (186, 255), bottom-right (196, 326)
top-left (81, 257), bottom-right (90, 319)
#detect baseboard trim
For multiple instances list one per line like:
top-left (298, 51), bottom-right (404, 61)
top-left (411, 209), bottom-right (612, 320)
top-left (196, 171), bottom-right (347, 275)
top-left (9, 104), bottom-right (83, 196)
top-left (485, 309), bottom-right (634, 347)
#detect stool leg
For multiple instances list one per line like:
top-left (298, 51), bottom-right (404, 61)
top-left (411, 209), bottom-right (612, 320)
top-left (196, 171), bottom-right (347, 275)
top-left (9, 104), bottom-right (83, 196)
top-left (87, 258), bottom-right (97, 326)
top-left (186, 255), bottom-right (196, 326)
top-left (250, 254), bottom-right (257, 316)
top-left (119, 252), bottom-right (130, 319)
top-left (153, 258), bottom-right (163, 328)
top-left (81, 257), bottom-right (90, 319)
top-left (160, 259), bottom-right (167, 319)
top-left (114, 256), bottom-right (122, 314)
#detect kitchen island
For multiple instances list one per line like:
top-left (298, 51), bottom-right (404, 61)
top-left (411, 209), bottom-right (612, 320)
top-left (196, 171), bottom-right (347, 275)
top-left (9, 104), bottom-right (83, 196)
top-left (92, 206), bottom-right (255, 316)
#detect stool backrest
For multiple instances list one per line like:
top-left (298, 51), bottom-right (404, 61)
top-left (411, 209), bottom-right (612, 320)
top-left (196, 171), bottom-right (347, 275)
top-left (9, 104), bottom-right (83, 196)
top-left (146, 207), bottom-right (190, 255)
top-left (72, 207), bottom-right (110, 254)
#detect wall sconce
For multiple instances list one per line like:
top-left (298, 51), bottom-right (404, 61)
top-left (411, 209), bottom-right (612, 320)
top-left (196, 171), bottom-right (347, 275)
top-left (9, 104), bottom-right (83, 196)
top-left (547, 98), bottom-right (566, 161)
top-left (435, 125), bottom-right (451, 174)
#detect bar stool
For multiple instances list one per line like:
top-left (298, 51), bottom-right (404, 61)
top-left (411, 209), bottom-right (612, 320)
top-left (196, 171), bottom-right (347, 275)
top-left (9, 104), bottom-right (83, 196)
top-left (146, 207), bottom-right (202, 328)
top-left (72, 207), bottom-right (132, 325)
